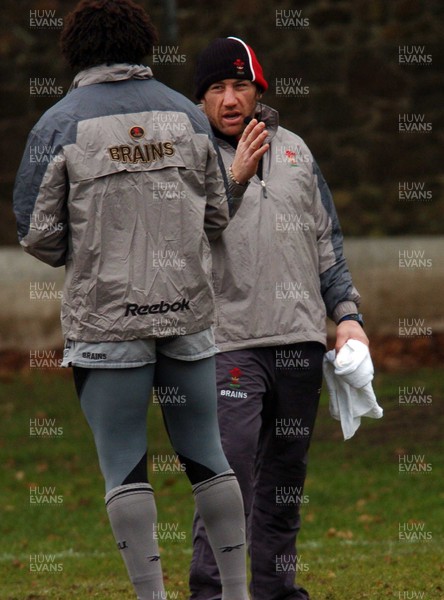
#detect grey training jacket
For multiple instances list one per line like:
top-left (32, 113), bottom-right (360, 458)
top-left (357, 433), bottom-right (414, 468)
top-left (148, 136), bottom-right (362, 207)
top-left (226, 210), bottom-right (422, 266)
top-left (210, 104), bottom-right (360, 352)
top-left (13, 64), bottom-right (231, 342)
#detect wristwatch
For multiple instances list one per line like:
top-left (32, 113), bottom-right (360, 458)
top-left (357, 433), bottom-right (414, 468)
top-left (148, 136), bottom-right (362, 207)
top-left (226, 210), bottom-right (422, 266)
top-left (338, 313), bottom-right (364, 328)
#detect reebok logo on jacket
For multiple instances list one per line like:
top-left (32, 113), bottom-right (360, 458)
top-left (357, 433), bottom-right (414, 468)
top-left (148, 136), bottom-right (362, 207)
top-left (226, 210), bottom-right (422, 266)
top-left (124, 299), bottom-right (190, 316)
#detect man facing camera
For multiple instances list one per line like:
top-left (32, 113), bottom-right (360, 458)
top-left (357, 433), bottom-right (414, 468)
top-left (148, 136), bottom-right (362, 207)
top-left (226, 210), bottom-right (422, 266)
top-left (190, 36), bottom-right (369, 600)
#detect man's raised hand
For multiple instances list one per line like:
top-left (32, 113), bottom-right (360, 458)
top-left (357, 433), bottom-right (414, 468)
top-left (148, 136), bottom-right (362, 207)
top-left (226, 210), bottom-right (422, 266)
top-left (231, 119), bottom-right (269, 185)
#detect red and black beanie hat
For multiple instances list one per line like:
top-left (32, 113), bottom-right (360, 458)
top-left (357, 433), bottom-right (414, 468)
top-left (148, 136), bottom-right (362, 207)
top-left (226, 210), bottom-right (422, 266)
top-left (194, 36), bottom-right (268, 99)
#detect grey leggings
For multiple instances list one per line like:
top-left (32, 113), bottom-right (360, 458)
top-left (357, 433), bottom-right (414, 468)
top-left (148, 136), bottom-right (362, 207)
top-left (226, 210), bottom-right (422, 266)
top-left (73, 354), bottom-right (230, 492)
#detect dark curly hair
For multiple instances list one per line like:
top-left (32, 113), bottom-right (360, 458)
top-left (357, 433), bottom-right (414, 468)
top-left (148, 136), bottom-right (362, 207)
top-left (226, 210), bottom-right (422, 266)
top-left (60, 0), bottom-right (159, 70)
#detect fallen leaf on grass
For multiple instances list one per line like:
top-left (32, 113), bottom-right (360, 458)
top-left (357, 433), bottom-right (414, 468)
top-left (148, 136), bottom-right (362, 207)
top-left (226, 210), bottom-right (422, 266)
top-left (326, 527), bottom-right (353, 539)
top-left (357, 513), bottom-right (382, 524)
top-left (12, 558), bottom-right (25, 569)
top-left (394, 447), bottom-right (407, 456)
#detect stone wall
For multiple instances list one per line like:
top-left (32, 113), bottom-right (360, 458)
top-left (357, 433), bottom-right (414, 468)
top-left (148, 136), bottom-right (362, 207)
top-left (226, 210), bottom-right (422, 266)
top-left (1, 239), bottom-right (443, 351)
top-left (1, 0), bottom-right (442, 245)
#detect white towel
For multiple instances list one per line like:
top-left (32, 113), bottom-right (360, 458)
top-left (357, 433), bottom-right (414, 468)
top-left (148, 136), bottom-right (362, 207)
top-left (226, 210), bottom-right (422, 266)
top-left (323, 339), bottom-right (383, 440)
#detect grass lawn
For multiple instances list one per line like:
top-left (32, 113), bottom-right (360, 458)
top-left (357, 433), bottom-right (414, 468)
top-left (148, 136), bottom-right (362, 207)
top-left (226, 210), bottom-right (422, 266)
top-left (1, 367), bottom-right (443, 599)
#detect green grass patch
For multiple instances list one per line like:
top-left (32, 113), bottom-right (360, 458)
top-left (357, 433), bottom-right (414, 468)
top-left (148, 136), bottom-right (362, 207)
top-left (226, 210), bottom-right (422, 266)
top-left (1, 368), bottom-right (443, 599)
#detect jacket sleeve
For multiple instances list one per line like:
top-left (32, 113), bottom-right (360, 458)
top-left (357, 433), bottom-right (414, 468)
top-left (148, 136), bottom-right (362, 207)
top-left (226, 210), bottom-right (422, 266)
top-left (13, 128), bottom-right (68, 267)
top-left (312, 160), bottom-right (361, 322)
top-left (210, 130), bottom-right (246, 219)
top-left (203, 136), bottom-right (231, 241)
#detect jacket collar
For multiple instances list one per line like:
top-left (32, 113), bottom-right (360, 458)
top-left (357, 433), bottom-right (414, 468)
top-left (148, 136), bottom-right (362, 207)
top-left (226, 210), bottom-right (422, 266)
top-left (69, 63), bottom-right (153, 92)
top-left (256, 103), bottom-right (279, 141)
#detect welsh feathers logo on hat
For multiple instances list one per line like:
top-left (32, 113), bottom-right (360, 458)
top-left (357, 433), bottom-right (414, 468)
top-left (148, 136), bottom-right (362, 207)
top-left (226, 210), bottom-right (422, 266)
top-left (233, 58), bottom-right (245, 75)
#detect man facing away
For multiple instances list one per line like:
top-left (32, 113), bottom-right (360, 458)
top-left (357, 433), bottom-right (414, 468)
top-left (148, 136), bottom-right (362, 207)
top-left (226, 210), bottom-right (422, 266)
top-left (190, 36), bottom-right (369, 600)
top-left (13, 7), bottom-right (265, 599)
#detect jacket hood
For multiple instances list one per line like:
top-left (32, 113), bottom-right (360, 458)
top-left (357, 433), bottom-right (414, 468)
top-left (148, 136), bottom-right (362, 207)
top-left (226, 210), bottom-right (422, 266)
top-left (69, 63), bottom-right (154, 92)
top-left (255, 103), bottom-right (279, 144)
